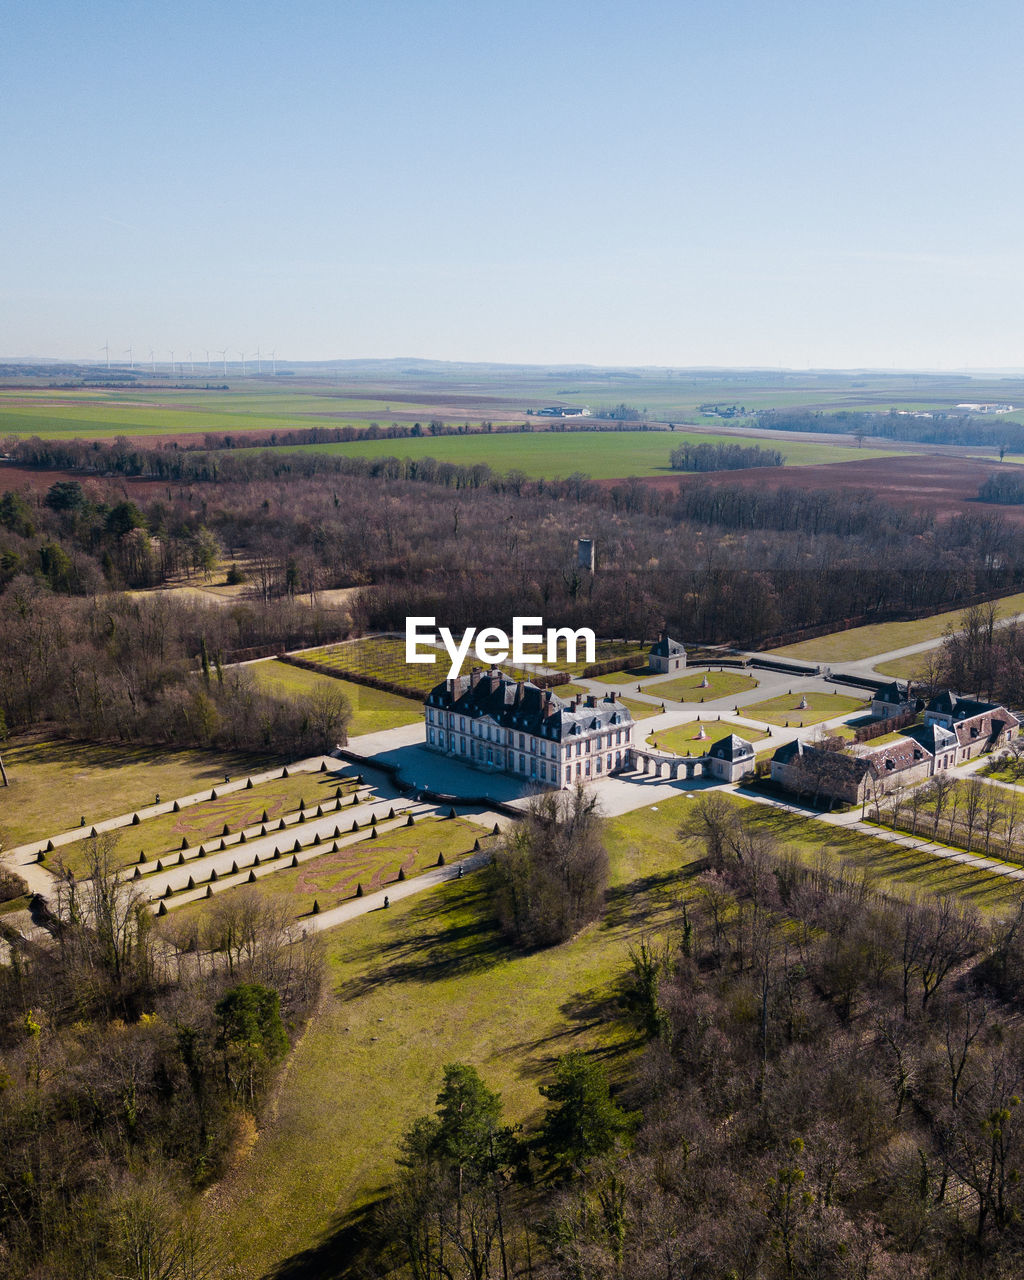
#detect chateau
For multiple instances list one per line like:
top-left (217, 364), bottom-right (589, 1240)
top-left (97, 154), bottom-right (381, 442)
top-left (424, 668), bottom-right (635, 788)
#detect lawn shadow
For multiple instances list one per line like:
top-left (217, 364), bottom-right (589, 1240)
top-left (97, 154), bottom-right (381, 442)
top-left (335, 882), bottom-right (508, 998)
top-left (267, 1199), bottom-right (383, 1280)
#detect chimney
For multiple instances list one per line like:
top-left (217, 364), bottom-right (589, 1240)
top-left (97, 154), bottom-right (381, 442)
top-left (470, 667), bottom-right (482, 689)
top-left (515, 681), bottom-right (524, 704)
top-left (544, 690), bottom-right (557, 717)
top-left (586, 695), bottom-right (596, 708)
top-left (489, 668), bottom-right (501, 692)
top-left (608, 691), bottom-right (617, 703)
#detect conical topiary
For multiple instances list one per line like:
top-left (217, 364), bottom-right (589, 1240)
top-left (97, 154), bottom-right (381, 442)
top-left (388, 807), bottom-right (395, 820)
top-left (273, 847), bottom-right (281, 859)
top-left (447, 806), bottom-right (457, 819)
top-left (222, 823), bottom-right (230, 836)
top-left (155, 859), bottom-right (163, 872)
top-left (172, 800), bottom-right (180, 812)
top-left (437, 852), bottom-right (445, 866)
top-left (253, 854), bottom-right (260, 866)
top-left (370, 813), bottom-right (378, 826)
top-left (46, 839), bottom-right (54, 852)
top-left (210, 868), bottom-right (219, 882)
top-left (239, 831), bottom-right (247, 843)
top-left (90, 826), bottom-right (98, 837)
top-left (279, 819), bottom-right (287, 831)
top-left (187, 876), bottom-right (195, 890)
top-left (261, 809), bottom-right (268, 823)
top-left (319, 761), bottom-right (327, 772)
top-left (231, 861), bottom-right (239, 875)
top-left (132, 813), bottom-right (140, 825)
top-left (139, 851), bottom-right (148, 864)
top-left (177, 852), bottom-right (185, 865)
top-left (211, 790), bottom-right (218, 801)
top-left (133, 866), bottom-right (141, 879)
top-left (248, 870), bottom-right (256, 883)
top-left (197, 845), bottom-right (206, 857)
top-left (180, 837), bottom-right (188, 850)
top-left (406, 814), bottom-right (415, 827)
top-left (299, 797), bottom-right (306, 810)
top-left (331, 841), bottom-right (339, 853)
top-left (333, 825), bottom-right (341, 838)
top-left (291, 854), bottom-right (299, 867)
top-left (370, 828), bottom-right (378, 841)
top-left (473, 838), bottom-right (480, 851)
top-left (356, 883), bottom-right (363, 898)
top-left (157, 901), bottom-right (167, 916)
top-left (293, 839), bottom-right (301, 853)
top-left (37, 850), bottom-right (45, 863)
top-left (282, 767), bottom-right (290, 778)
top-left (351, 793), bottom-right (358, 806)
top-left (312, 898), bottom-right (320, 914)
top-left (219, 839), bottom-right (227, 851)
top-left (351, 820), bottom-right (359, 832)
top-left (397, 867), bottom-right (406, 882)
top-left (206, 885), bottom-right (213, 898)
top-left (260, 824), bottom-right (267, 836)
top-left (335, 786), bottom-right (342, 799)
top-left (492, 823), bottom-right (500, 836)
top-left (246, 777), bottom-right (253, 789)
top-left (164, 885), bottom-right (173, 898)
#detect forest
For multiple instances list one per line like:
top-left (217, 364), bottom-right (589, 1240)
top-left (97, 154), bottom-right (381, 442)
top-left (757, 409), bottom-right (1024, 452)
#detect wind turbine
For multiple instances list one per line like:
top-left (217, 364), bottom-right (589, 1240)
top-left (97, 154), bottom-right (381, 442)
top-left (237, 350), bottom-right (247, 376)
top-left (99, 340), bottom-right (110, 369)
top-left (150, 348), bottom-right (157, 373)
top-left (255, 345), bottom-right (262, 375)
top-left (218, 348), bottom-right (228, 376)
top-left (124, 345), bottom-right (133, 369)
top-left (169, 349), bottom-right (175, 375)
top-left (271, 349), bottom-right (277, 375)
top-left (205, 349), bottom-right (210, 369)
top-left (188, 350), bottom-right (194, 374)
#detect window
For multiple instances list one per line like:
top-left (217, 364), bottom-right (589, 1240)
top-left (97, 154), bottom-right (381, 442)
top-left (460, 716), bottom-right (465, 731)
top-left (460, 737), bottom-right (466, 754)
top-left (428, 709), bottom-right (435, 724)
top-left (519, 754), bottom-right (526, 772)
top-left (429, 728), bottom-right (435, 745)
top-left (540, 762), bottom-right (547, 780)
top-left (607, 754), bottom-right (612, 769)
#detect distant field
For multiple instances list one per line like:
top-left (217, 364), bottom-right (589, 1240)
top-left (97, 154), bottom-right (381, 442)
top-left (286, 430), bottom-right (907, 479)
top-left (770, 590), bottom-right (1024, 663)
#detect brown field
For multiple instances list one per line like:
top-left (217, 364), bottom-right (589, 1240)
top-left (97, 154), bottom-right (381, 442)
top-left (600, 454), bottom-right (1024, 523)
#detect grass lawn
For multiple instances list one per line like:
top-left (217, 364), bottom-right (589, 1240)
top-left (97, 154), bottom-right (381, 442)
top-left (250, 659), bottom-right (422, 734)
top-left (167, 817), bottom-right (493, 927)
top-left (769, 591), bottom-right (1024, 663)
top-left (286, 430), bottom-right (907, 479)
top-left (0, 740), bottom-right (285, 850)
top-left (205, 786), bottom-right (1020, 1277)
top-left (47, 772), bottom-right (362, 879)
top-left (643, 670), bottom-right (759, 702)
top-left (645, 720), bottom-right (768, 755)
top-left (617, 696), bottom-right (659, 722)
top-left (741, 691), bottom-right (867, 727)
top-left (874, 653), bottom-right (935, 680)
top-left (733, 798), bottom-right (1022, 915)
top-left (592, 664), bottom-right (651, 684)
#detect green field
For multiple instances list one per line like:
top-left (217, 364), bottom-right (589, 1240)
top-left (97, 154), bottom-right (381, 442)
top-left (645, 720), bottom-right (768, 755)
top-left (874, 653), bottom-right (934, 680)
top-left (741, 690), bottom-right (867, 727)
top-left (642, 670), bottom-right (759, 702)
top-left (249, 659), bottom-right (422, 734)
top-left (769, 591), bottom-right (1024, 663)
top-left (287, 429), bottom-right (906, 479)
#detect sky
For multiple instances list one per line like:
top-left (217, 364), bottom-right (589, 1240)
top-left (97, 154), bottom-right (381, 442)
top-left (3, 0), bottom-right (1024, 369)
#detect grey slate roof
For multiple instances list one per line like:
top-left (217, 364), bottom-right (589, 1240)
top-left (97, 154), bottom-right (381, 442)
top-left (927, 690), bottom-right (998, 720)
top-left (426, 669), bottom-right (632, 742)
top-left (649, 631), bottom-right (685, 658)
top-left (874, 681), bottom-right (909, 705)
top-left (708, 733), bottom-right (754, 762)
top-left (904, 722), bottom-right (957, 756)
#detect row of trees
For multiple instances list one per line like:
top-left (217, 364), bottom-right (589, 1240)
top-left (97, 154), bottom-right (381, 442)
top-left (758, 407), bottom-right (1024, 451)
top-left (669, 441), bottom-right (784, 471)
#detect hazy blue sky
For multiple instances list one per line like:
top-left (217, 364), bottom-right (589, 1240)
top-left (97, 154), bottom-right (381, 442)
top-left (4, 0), bottom-right (1023, 368)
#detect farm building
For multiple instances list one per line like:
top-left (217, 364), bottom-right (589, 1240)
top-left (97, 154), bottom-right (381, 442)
top-left (424, 668), bottom-right (634, 788)
top-left (648, 631), bottom-right (686, 674)
top-left (923, 691), bottom-right (1019, 762)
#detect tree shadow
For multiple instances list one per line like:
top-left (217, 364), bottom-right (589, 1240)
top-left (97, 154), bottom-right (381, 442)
top-left (603, 868), bottom-right (682, 930)
top-left (335, 883), bottom-right (508, 999)
top-left (267, 1199), bottom-right (383, 1280)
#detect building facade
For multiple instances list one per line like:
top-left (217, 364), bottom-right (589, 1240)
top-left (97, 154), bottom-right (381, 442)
top-left (648, 631), bottom-right (686, 674)
top-left (706, 733), bottom-right (755, 782)
top-left (424, 668), bottom-right (635, 788)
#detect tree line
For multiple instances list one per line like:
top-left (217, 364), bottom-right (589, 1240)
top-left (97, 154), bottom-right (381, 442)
top-left (669, 441), bottom-right (784, 471)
